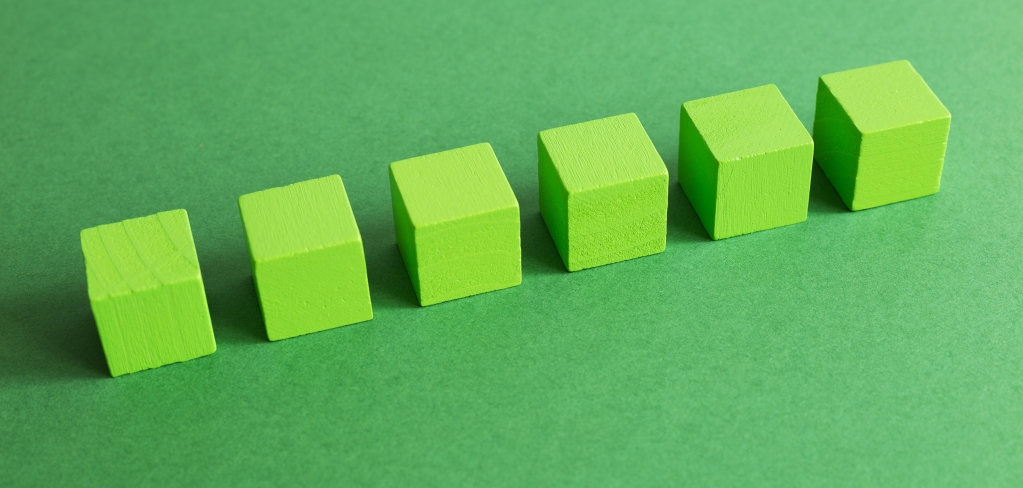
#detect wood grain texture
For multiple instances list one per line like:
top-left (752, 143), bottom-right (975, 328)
top-left (389, 143), bottom-right (521, 306)
top-left (538, 113), bottom-right (668, 271)
top-left (79, 209), bottom-right (216, 376)
top-left (814, 60), bottom-right (952, 210)
top-left (679, 84), bottom-right (814, 240)
top-left (238, 175), bottom-right (372, 341)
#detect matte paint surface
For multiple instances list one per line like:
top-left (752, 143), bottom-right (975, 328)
top-left (679, 84), bottom-right (814, 240)
top-left (238, 175), bottom-right (373, 340)
top-left (814, 60), bottom-right (952, 210)
top-left (390, 143), bottom-right (521, 305)
top-left (539, 113), bottom-right (668, 270)
top-left (80, 210), bottom-right (216, 376)
top-left (2, 1), bottom-right (1022, 486)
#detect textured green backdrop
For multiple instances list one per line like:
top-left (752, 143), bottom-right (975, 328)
top-left (2, 0), bottom-right (1021, 486)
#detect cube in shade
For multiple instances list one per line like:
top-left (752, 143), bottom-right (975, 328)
top-left (238, 175), bottom-right (373, 341)
top-left (80, 209), bottom-right (216, 377)
top-left (813, 60), bottom-right (951, 210)
top-left (389, 143), bottom-right (521, 306)
top-left (538, 113), bottom-right (668, 272)
top-left (679, 84), bottom-right (814, 240)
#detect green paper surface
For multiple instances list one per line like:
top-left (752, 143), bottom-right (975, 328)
top-left (3, 1), bottom-right (1023, 486)
top-left (679, 84), bottom-right (814, 240)
top-left (539, 113), bottom-right (668, 271)
top-left (389, 143), bottom-right (521, 305)
top-left (813, 60), bottom-right (952, 210)
top-left (80, 210), bottom-right (216, 376)
top-left (238, 175), bottom-right (373, 341)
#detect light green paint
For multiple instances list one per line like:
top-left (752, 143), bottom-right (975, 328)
top-left (538, 113), bottom-right (668, 271)
top-left (80, 209), bottom-right (216, 377)
top-left (238, 175), bottom-right (373, 341)
top-left (389, 143), bottom-right (521, 306)
top-left (679, 84), bottom-right (814, 240)
top-left (813, 60), bottom-right (952, 210)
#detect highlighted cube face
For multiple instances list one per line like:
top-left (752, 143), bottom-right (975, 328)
top-left (389, 143), bottom-right (521, 306)
top-left (238, 175), bottom-right (373, 341)
top-left (679, 84), bottom-right (814, 240)
top-left (538, 113), bottom-right (668, 272)
top-left (80, 209), bottom-right (216, 377)
top-left (813, 60), bottom-right (951, 211)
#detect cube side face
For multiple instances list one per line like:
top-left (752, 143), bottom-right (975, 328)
top-left (91, 278), bottom-right (216, 377)
top-left (678, 106), bottom-right (720, 237)
top-left (414, 206), bottom-right (521, 306)
top-left (565, 173), bottom-right (668, 271)
top-left (852, 116), bottom-right (951, 210)
top-left (538, 135), bottom-right (570, 267)
top-left (714, 143), bottom-right (814, 240)
top-left (253, 241), bottom-right (373, 341)
top-left (813, 79), bottom-right (862, 209)
top-left (390, 170), bottom-right (421, 295)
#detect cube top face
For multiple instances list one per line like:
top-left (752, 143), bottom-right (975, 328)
top-left (389, 143), bottom-right (519, 227)
top-left (682, 84), bottom-right (812, 162)
top-left (538, 113), bottom-right (666, 194)
top-left (80, 209), bottom-right (201, 301)
top-left (820, 60), bottom-right (950, 134)
top-left (238, 175), bottom-right (361, 263)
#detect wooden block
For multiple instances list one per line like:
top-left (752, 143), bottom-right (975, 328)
top-left (538, 113), bottom-right (668, 271)
top-left (813, 60), bottom-right (951, 210)
top-left (389, 143), bottom-right (520, 306)
top-left (238, 175), bottom-right (373, 341)
top-left (679, 84), bottom-right (814, 240)
top-left (80, 209), bottom-right (216, 377)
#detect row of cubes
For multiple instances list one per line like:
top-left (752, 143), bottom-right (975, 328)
top-left (81, 60), bottom-right (951, 376)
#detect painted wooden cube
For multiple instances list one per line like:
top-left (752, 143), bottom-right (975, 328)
top-left (238, 175), bottom-right (373, 341)
top-left (813, 60), bottom-right (951, 210)
top-left (538, 113), bottom-right (668, 271)
top-left (80, 209), bottom-right (216, 377)
top-left (389, 143), bottom-right (521, 306)
top-left (679, 84), bottom-right (814, 240)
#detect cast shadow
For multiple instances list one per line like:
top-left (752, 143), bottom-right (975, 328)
top-left (807, 162), bottom-right (848, 214)
top-left (514, 182), bottom-right (568, 277)
top-left (199, 247), bottom-right (268, 344)
top-left (663, 155), bottom-right (711, 243)
top-left (359, 215), bottom-right (421, 310)
top-left (0, 286), bottom-right (109, 381)
top-left (521, 212), bottom-right (567, 277)
top-left (668, 182), bottom-right (711, 243)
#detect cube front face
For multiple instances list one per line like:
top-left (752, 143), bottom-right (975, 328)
top-left (80, 209), bottom-right (216, 377)
top-left (715, 144), bottom-right (815, 239)
top-left (390, 143), bottom-right (521, 306)
top-left (679, 84), bottom-right (814, 240)
top-left (91, 279), bottom-right (216, 377)
top-left (238, 175), bottom-right (373, 341)
top-left (538, 113), bottom-right (668, 272)
top-left (409, 207), bottom-right (521, 306)
top-left (253, 241), bottom-right (372, 341)
top-left (563, 175), bottom-right (667, 271)
top-left (813, 60), bottom-right (951, 211)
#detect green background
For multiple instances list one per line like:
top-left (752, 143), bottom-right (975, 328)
top-left (1, 0), bottom-right (1021, 485)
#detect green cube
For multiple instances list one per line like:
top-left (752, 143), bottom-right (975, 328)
top-left (813, 60), bottom-right (952, 210)
top-left (238, 175), bottom-right (373, 341)
top-left (679, 84), bottom-right (814, 240)
top-left (389, 143), bottom-right (521, 306)
top-left (80, 209), bottom-right (216, 377)
top-left (538, 113), bottom-right (668, 271)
